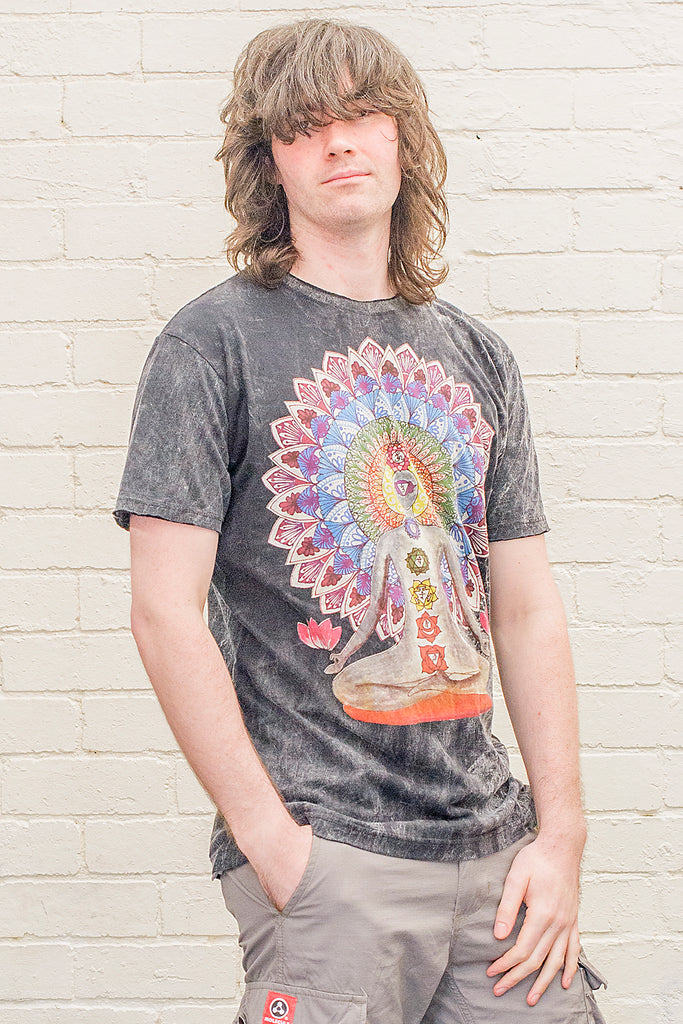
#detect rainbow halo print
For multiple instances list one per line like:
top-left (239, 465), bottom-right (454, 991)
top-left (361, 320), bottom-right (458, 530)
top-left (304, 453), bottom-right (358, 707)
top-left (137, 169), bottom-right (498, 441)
top-left (264, 338), bottom-right (494, 724)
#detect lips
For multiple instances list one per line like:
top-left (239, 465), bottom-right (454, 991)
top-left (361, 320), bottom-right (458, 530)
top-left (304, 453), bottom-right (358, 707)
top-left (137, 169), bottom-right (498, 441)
top-left (323, 169), bottom-right (370, 183)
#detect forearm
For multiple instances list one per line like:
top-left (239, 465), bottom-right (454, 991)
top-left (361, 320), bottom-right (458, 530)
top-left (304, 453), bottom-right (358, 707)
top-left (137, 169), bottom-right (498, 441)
top-left (492, 585), bottom-right (585, 843)
top-left (131, 605), bottom-right (294, 857)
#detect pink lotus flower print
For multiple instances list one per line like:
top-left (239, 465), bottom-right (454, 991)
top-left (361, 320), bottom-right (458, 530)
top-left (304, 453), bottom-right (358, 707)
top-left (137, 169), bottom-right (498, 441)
top-left (297, 617), bottom-right (342, 650)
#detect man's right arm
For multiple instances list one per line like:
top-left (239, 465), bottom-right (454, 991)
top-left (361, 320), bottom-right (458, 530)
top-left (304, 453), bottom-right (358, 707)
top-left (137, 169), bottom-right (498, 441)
top-left (129, 513), bottom-right (312, 908)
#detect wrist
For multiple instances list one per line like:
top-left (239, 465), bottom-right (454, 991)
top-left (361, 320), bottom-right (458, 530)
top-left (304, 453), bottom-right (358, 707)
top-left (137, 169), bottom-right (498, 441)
top-left (231, 800), bottom-right (300, 861)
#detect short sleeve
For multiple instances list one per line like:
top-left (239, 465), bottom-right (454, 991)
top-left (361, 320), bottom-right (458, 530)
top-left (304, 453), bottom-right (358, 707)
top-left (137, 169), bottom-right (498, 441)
top-left (113, 333), bottom-right (232, 533)
top-left (485, 346), bottom-right (549, 543)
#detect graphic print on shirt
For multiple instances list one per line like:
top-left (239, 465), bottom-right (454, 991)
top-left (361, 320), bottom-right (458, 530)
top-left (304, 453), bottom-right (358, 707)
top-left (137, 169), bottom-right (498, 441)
top-left (263, 338), bottom-right (494, 726)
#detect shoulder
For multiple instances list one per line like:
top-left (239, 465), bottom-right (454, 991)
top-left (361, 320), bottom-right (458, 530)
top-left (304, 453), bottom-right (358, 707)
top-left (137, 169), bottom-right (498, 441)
top-left (157, 272), bottom-right (273, 379)
top-left (430, 296), bottom-right (521, 393)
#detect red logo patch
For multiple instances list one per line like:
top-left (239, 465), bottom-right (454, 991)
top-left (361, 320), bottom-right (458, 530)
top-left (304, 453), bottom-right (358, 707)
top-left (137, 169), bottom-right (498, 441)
top-left (262, 991), bottom-right (297, 1024)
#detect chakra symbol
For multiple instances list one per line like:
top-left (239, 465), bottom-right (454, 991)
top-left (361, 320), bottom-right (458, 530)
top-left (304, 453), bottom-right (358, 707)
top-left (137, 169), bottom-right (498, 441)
top-left (419, 644), bottom-right (448, 673)
top-left (416, 611), bottom-right (441, 641)
top-left (409, 578), bottom-right (437, 611)
top-left (405, 546), bottom-right (430, 575)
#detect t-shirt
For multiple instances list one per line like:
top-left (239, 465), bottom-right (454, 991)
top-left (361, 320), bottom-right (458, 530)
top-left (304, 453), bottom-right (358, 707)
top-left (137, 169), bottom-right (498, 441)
top-left (113, 272), bottom-right (549, 877)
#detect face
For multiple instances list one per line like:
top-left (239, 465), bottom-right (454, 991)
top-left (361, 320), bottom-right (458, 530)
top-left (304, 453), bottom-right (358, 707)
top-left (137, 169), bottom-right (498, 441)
top-left (270, 112), bottom-right (402, 239)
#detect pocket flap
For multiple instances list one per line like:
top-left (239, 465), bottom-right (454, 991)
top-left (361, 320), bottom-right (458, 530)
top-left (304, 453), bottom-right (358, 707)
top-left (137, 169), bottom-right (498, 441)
top-left (238, 983), bottom-right (367, 1024)
top-left (578, 951), bottom-right (608, 991)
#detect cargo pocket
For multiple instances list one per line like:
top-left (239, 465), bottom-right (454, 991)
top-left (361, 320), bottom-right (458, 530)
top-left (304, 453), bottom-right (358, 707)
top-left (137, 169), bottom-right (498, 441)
top-left (233, 982), bottom-right (367, 1024)
top-left (578, 949), bottom-right (607, 1024)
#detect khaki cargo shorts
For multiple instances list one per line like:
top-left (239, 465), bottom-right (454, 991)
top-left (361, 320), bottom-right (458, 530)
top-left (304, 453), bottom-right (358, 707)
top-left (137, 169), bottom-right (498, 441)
top-left (220, 832), bottom-right (607, 1024)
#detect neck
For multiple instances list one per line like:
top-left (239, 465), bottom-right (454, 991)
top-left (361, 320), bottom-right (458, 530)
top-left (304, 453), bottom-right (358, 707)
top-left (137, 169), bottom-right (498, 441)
top-left (288, 218), bottom-right (395, 301)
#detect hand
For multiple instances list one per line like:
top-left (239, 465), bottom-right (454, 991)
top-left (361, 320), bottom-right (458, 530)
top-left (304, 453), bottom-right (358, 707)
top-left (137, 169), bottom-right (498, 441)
top-left (487, 831), bottom-right (583, 1006)
top-left (249, 821), bottom-right (314, 912)
top-left (324, 649), bottom-right (350, 674)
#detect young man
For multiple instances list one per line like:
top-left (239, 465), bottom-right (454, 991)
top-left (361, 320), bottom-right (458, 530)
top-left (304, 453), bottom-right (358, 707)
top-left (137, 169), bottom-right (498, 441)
top-left (114, 18), bottom-right (607, 1024)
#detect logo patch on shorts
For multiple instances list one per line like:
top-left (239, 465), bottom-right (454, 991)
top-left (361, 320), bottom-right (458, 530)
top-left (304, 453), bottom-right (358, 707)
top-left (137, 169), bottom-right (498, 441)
top-left (262, 991), bottom-right (297, 1024)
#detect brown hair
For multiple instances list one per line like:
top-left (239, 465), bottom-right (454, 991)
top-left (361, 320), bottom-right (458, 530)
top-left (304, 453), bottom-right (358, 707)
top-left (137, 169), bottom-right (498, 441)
top-left (215, 19), bottom-right (448, 304)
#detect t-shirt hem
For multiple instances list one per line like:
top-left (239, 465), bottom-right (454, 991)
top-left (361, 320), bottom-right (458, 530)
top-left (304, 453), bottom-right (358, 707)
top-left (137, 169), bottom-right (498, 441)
top-left (487, 516), bottom-right (550, 543)
top-left (210, 803), bottom-right (538, 879)
top-left (113, 497), bottom-right (224, 534)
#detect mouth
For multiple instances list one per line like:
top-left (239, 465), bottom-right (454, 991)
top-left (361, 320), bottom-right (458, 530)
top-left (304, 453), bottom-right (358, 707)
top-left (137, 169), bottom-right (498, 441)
top-left (323, 170), bottom-right (370, 183)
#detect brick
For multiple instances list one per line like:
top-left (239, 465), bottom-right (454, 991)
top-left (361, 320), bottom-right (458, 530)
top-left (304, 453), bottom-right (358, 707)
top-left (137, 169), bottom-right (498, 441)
top-left (580, 319), bottom-right (683, 374)
top-left (0, 390), bottom-right (134, 447)
top-left (581, 751), bottom-right (660, 812)
top-left (583, 816), bottom-right (683, 873)
top-left (0, 634), bottom-right (148, 692)
top-left (662, 255), bottom-right (683, 312)
top-left (73, 329), bottom-right (154, 386)
top-left (432, 258), bottom-right (488, 317)
top-left (0, 1011), bottom-right (157, 1024)
top-left (79, 572), bottom-right (131, 630)
top-left (176, 759), bottom-right (214, 814)
top-left (486, 318), bottom-right (577, 375)
top-left (0, 573), bottom-right (78, 630)
top-left (664, 625), bottom-right (683, 683)
top-left (151, 264), bottom-right (230, 322)
top-left (160, 1009), bottom-right (240, 1024)
top-left (3, 267), bottom-right (149, 323)
top-left (144, 140), bottom-right (225, 201)
top-left (84, 815), bottom-right (212, 874)
top-left (536, 441), bottom-right (682, 501)
top-left (575, 193), bottom-right (683, 253)
top-left (525, 381), bottom-right (660, 438)
top-left (663, 381), bottom-right (683, 435)
top-left (0, 453), bottom-right (72, 509)
top-left (0, 880), bottom-right (158, 938)
top-left (483, 8), bottom-right (682, 70)
top-left (0, 695), bottom-right (79, 753)
top-left (75, 452), bottom-right (129, 510)
top-left (576, 567), bottom-right (683, 625)
top-left (477, 132), bottom-right (656, 190)
top-left (490, 255), bottom-right (659, 313)
top-left (142, 13), bottom-right (274, 73)
top-left (448, 194), bottom-right (571, 255)
top-left (0, 515), bottom-right (129, 570)
top-left (1, 16), bottom-right (140, 76)
top-left (0, 944), bottom-right (73, 999)
top-left (575, 70), bottom-right (683, 130)
top-left (422, 71), bottom-right (573, 131)
top-left (569, 626), bottom-right (663, 687)
top-left (664, 751), bottom-right (683, 807)
top-left (0, 331), bottom-right (70, 386)
top-left (160, 876), bottom-right (234, 936)
top-left (585, 938), bottom-right (679, 1004)
top-left (0, 820), bottom-right (81, 876)
top-left (2, 756), bottom-right (172, 814)
top-left (64, 78), bottom-right (228, 138)
top-left (581, 875), bottom-right (682, 933)
top-left (0, 143), bottom-right (147, 202)
top-left (83, 694), bottom-right (177, 753)
top-left (578, 688), bottom-right (682, 748)
top-left (65, 201), bottom-right (226, 260)
top-left (73, 941), bottom-right (237, 998)
top-left (546, 502), bottom-right (659, 563)
top-left (662, 504), bottom-right (683, 562)
top-left (0, 206), bottom-right (61, 259)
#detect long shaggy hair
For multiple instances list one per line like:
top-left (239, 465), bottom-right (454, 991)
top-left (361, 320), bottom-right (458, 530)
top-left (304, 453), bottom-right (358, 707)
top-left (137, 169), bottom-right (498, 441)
top-left (216, 19), bottom-right (449, 304)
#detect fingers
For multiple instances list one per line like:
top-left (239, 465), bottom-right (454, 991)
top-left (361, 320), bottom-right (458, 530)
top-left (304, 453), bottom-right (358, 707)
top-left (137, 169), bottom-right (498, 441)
top-left (562, 924), bottom-right (581, 989)
top-left (526, 932), bottom-right (571, 1006)
top-left (493, 867), bottom-right (527, 940)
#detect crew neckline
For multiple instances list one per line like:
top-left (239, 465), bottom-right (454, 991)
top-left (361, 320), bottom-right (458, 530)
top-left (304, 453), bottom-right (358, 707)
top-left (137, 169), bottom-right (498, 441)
top-left (283, 273), bottom-right (403, 313)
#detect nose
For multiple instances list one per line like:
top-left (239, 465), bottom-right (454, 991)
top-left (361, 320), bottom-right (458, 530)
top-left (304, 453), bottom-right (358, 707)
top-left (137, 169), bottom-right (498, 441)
top-left (323, 119), bottom-right (356, 157)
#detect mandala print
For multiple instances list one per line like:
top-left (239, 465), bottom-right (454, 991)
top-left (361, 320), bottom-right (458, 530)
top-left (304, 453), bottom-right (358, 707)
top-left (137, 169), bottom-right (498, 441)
top-left (263, 338), bottom-right (494, 643)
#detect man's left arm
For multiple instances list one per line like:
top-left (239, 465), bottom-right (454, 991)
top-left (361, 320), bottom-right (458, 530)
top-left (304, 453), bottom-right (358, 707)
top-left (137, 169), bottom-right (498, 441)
top-left (487, 532), bottom-right (586, 1007)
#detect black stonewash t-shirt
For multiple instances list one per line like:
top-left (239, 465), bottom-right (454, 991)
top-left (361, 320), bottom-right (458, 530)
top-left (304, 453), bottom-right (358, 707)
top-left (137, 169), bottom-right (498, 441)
top-left (113, 272), bottom-right (549, 877)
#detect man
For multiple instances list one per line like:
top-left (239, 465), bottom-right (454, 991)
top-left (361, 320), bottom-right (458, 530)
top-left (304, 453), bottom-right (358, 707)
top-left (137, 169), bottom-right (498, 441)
top-left (114, 18), bottom-right (607, 1024)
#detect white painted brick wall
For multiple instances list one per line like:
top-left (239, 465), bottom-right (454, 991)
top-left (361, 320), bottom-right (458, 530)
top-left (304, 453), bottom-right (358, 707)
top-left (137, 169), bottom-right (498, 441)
top-left (1, 2), bottom-right (681, 1022)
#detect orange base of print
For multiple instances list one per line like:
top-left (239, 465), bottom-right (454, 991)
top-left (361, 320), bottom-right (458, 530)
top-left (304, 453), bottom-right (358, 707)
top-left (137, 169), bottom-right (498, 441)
top-left (343, 690), bottom-right (493, 725)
